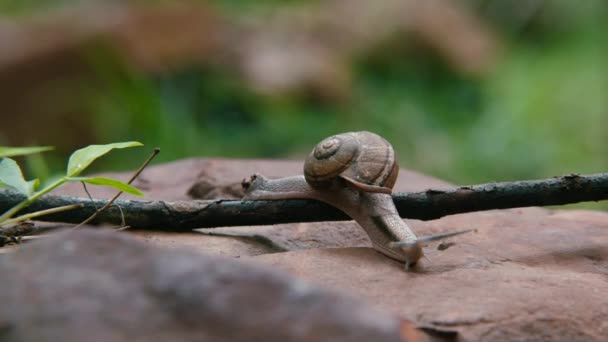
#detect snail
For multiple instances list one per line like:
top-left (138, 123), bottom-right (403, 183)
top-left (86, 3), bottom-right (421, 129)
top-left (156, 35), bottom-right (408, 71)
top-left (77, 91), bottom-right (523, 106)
top-left (242, 131), bottom-right (471, 270)
top-left (303, 132), bottom-right (398, 194)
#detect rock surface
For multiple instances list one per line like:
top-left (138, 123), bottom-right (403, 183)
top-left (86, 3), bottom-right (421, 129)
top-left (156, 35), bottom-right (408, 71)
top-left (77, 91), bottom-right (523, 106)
top-left (29, 159), bottom-right (608, 340)
top-left (0, 229), bottom-right (428, 342)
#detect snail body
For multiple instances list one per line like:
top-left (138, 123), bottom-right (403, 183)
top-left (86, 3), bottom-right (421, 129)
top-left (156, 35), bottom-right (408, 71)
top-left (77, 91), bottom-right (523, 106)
top-left (243, 131), bottom-right (470, 270)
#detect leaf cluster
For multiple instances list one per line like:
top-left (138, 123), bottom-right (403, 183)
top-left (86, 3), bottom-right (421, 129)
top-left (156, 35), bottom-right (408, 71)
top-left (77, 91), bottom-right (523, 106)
top-left (0, 142), bottom-right (144, 225)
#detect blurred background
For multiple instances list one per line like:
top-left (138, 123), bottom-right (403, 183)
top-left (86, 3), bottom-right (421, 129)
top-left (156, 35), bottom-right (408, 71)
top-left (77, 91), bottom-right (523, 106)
top-left (0, 0), bottom-right (606, 206)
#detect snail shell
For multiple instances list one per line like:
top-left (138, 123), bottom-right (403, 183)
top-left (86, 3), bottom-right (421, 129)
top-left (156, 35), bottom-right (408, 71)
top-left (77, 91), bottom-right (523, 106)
top-left (303, 131), bottom-right (399, 193)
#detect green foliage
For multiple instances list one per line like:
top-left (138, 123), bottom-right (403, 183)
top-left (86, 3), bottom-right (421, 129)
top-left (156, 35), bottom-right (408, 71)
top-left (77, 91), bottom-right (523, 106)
top-left (67, 142), bottom-right (143, 177)
top-left (66, 177), bottom-right (143, 196)
top-left (0, 146), bottom-right (53, 158)
top-left (0, 142), bottom-right (144, 225)
top-left (0, 158), bottom-right (39, 195)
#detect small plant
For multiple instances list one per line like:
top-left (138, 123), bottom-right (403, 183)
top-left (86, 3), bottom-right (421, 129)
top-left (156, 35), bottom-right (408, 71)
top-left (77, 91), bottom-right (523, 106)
top-left (0, 142), bottom-right (144, 226)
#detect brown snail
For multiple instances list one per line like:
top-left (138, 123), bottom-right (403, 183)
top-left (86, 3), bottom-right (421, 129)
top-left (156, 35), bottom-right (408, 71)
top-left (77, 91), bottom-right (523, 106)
top-left (243, 131), bottom-right (470, 270)
top-left (303, 131), bottom-right (398, 194)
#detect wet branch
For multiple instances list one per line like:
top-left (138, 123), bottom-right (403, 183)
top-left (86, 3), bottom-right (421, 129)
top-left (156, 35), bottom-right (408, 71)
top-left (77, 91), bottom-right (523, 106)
top-left (0, 173), bottom-right (607, 233)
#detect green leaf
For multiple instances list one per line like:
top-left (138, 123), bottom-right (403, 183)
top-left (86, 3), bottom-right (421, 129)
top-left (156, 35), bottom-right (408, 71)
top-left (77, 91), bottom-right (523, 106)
top-left (0, 158), bottom-right (33, 195)
top-left (66, 142), bottom-right (143, 177)
top-left (0, 146), bottom-right (53, 158)
top-left (27, 179), bottom-right (40, 194)
top-left (0, 181), bottom-right (15, 192)
top-left (67, 177), bottom-right (144, 196)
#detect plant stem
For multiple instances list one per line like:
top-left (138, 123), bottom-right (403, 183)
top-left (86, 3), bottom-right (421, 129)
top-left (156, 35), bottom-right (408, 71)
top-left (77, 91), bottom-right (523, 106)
top-left (1, 204), bottom-right (83, 226)
top-left (0, 178), bottom-right (66, 223)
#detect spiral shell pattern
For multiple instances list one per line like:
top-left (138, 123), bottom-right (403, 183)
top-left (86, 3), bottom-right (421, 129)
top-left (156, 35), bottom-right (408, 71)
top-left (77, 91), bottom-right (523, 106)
top-left (304, 131), bottom-right (398, 192)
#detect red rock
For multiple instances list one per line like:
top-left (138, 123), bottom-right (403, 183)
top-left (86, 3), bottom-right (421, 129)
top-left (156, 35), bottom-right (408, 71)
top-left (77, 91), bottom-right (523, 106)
top-left (51, 158), bottom-right (608, 340)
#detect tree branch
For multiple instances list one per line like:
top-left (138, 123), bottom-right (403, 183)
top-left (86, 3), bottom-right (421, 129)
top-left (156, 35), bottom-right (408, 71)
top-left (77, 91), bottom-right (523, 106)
top-left (0, 173), bottom-right (607, 233)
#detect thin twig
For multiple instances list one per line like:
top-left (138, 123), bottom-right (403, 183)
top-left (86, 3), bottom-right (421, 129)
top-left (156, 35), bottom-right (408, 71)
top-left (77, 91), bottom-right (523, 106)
top-left (0, 172), bottom-right (606, 235)
top-left (81, 182), bottom-right (99, 210)
top-left (113, 204), bottom-right (127, 227)
top-left (73, 147), bottom-right (160, 229)
top-left (0, 204), bottom-right (83, 226)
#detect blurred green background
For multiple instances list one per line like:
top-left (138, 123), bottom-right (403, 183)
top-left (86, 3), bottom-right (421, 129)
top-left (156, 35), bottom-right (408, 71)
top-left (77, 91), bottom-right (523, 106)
top-left (0, 0), bottom-right (606, 208)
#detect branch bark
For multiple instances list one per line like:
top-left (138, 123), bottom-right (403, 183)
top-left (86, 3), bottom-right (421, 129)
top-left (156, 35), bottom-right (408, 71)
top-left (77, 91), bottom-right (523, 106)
top-left (0, 173), bottom-right (607, 233)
